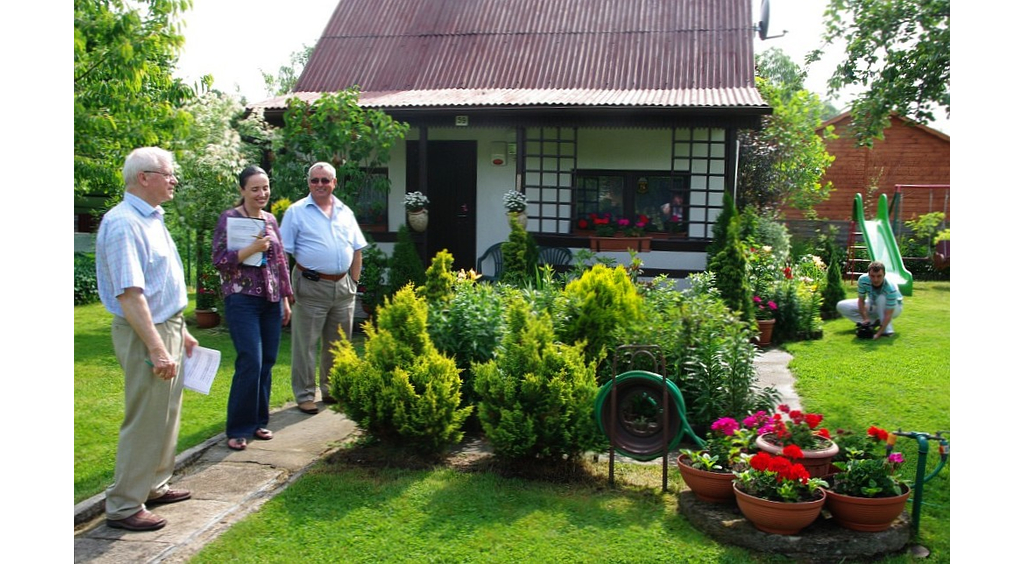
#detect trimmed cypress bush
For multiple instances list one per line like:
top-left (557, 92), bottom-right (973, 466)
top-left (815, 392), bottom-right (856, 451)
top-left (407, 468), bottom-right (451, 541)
top-left (330, 285), bottom-right (471, 456)
top-left (473, 296), bottom-right (600, 462)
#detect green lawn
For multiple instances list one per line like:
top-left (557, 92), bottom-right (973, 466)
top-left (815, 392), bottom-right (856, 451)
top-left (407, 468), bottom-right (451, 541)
top-left (185, 281), bottom-right (950, 563)
top-left (74, 297), bottom-right (306, 503)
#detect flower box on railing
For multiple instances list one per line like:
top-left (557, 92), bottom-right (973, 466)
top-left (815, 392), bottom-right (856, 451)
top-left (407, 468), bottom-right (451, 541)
top-left (589, 236), bottom-right (652, 252)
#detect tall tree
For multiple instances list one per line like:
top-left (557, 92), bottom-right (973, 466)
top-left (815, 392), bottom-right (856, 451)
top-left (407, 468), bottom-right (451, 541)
top-left (737, 49), bottom-right (836, 215)
top-left (261, 45), bottom-right (314, 97)
top-left (75, 0), bottom-right (203, 202)
top-left (810, 0), bottom-right (950, 146)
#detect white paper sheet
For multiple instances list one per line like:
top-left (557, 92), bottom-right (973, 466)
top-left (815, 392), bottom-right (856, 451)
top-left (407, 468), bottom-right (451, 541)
top-left (227, 216), bottom-right (266, 266)
top-left (183, 346), bottom-right (221, 394)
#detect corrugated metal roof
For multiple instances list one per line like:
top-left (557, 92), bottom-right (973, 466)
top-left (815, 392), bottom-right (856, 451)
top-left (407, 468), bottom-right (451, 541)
top-left (251, 87), bottom-right (767, 111)
top-left (275, 0), bottom-right (765, 110)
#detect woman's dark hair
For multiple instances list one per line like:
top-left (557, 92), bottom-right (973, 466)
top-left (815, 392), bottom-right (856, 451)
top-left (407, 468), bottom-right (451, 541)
top-left (236, 166), bottom-right (268, 206)
top-left (239, 165), bottom-right (267, 188)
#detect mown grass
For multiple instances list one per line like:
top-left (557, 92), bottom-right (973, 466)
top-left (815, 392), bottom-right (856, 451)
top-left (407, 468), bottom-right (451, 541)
top-left (188, 281), bottom-right (950, 563)
top-left (74, 297), bottom-right (310, 503)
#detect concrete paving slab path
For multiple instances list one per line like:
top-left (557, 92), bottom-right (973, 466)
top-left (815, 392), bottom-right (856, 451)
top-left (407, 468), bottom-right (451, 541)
top-left (74, 345), bottom-right (797, 563)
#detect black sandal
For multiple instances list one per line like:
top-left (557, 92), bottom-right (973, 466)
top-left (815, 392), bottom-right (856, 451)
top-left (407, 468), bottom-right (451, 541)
top-left (227, 437), bottom-right (247, 451)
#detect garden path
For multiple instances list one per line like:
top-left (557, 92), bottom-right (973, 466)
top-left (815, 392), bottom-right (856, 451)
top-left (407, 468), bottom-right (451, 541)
top-left (73, 348), bottom-right (799, 563)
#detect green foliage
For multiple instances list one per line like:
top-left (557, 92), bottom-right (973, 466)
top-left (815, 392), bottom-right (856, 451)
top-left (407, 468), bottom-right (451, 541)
top-left (632, 277), bottom-right (776, 431)
top-left (330, 286), bottom-right (471, 455)
top-left (832, 457), bottom-right (905, 498)
top-left (901, 211), bottom-right (946, 257)
top-left (473, 296), bottom-right (601, 462)
top-left (358, 238), bottom-right (389, 316)
top-left (708, 215), bottom-right (755, 323)
top-left (818, 230), bottom-right (847, 319)
top-left (272, 88), bottom-right (409, 205)
top-left (812, 0), bottom-right (950, 145)
top-left (260, 44), bottom-right (312, 97)
top-left (500, 218), bottom-right (539, 287)
top-left (554, 264), bottom-right (643, 376)
top-left (270, 197), bottom-right (291, 225)
top-left (168, 90), bottom-right (271, 284)
top-left (74, 253), bottom-right (100, 305)
top-left (422, 250), bottom-right (457, 305)
top-left (388, 225), bottom-right (426, 295)
top-left (75, 0), bottom-right (200, 201)
top-left (676, 298), bottom-right (778, 431)
top-left (704, 192), bottom-right (736, 261)
top-left (738, 55), bottom-right (836, 212)
top-left (428, 280), bottom-right (507, 406)
top-left (195, 259), bottom-right (222, 311)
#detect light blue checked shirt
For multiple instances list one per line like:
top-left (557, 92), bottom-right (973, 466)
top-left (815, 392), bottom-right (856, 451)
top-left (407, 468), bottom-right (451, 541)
top-left (279, 194), bottom-right (367, 275)
top-left (95, 192), bottom-right (188, 323)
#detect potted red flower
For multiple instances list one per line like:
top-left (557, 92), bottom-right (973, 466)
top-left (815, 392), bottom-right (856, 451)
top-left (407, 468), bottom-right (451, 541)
top-left (826, 425), bottom-right (911, 531)
top-left (732, 446), bottom-right (829, 535)
top-left (753, 405), bottom-right (838, 478)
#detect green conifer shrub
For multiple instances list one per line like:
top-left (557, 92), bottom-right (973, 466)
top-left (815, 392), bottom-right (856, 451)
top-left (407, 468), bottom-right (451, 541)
top-left (500, 217), bottom-right (539, 287)
top-left (708, 216), bottom-right (755, 323)
top-left (330, 285), bottom-right (471, 456)
top-left (554, 263), bottom-right (643, 380)
top-left (387, 225), bottom-right (426, 295)
top-left (473, 296), bottom-right (601, 462)
top-left (705, 192), bottom-right (737, 260)
top-left (422, 249), bottom-right (457, 305)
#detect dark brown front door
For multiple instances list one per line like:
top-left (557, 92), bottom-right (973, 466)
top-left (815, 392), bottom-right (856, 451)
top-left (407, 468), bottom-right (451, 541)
top-left (406, 140), bottom-right (477, 270)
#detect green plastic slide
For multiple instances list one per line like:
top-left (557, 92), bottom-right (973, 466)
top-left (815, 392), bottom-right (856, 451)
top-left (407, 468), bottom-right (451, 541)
top-left (852, 193), bottom-right (913, 296)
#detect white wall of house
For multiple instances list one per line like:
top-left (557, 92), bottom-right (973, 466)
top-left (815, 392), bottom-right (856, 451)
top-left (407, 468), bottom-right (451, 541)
top-left (380, 125), bottom-right (728, 276)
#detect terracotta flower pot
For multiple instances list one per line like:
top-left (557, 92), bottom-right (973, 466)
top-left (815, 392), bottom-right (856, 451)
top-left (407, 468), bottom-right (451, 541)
top-left (733, 483), bottom-right (826, 535)
top-left (825, 482), bottom-right (911, 532)
top-left (588, 236), bottom-right (652, 252)
top-left (755, 434), bottom-right (839, 479)
top-left (755, 318), bottom-right (775, 347)
top-left (195, 309), bottom-right (221, 329)
top-left (676, 454), bottom-right (737, 503)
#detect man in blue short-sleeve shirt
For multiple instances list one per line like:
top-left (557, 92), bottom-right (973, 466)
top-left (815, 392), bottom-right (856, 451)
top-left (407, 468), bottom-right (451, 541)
top-left (836, 260), bottom-right (904, 339)
top-left (280, 162), bottom-right (367, 415)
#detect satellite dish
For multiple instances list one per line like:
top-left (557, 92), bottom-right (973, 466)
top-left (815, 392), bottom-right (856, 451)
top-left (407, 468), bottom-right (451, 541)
top-left (755, 0), bottom-right (787, 41)
top-left (758, 0), bottom-right (770, 41)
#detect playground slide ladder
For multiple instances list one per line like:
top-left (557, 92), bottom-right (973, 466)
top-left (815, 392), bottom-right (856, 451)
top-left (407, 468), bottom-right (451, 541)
top-left (844, 221), bottom-right (869, 284)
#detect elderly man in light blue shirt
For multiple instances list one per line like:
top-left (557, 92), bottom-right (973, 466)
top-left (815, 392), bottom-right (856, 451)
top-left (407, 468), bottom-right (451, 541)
top-left (95, 147), bottom-right (198, 532)
top-left (280, 162), bottom-right (367, 414)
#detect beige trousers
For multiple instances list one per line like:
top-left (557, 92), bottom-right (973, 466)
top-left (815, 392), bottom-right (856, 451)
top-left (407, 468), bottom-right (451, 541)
top-left (105, 313), bottom-right (185, 520)
top-left (289, 266), bottom-right (357, 404)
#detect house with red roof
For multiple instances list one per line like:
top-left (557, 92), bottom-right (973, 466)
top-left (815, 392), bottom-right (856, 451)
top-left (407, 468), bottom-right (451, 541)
top-left (250, 0), bottom-right (771, 278)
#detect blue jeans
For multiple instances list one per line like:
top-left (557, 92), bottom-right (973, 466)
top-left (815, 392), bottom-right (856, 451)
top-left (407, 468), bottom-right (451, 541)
top-left (224, 293), bottom-right (282, 438)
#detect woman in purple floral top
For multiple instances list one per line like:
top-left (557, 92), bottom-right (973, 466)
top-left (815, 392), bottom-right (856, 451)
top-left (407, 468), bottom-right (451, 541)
top-left (212, 166), bottom-right (293, 451)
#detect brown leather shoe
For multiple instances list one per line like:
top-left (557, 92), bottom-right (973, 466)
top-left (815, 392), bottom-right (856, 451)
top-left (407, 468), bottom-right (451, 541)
top-left (298, 401), bottom-right (318, 414)
top-left (147, 488), bottom-right (191, 505)
top-left (107, 509), bottom-right (167, 531)
top-left (322, 393), bottom-right (338, 405)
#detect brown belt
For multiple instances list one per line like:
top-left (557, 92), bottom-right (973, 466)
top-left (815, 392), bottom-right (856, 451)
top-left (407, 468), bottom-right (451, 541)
top-left (297, 262), bottom-right (346, 281)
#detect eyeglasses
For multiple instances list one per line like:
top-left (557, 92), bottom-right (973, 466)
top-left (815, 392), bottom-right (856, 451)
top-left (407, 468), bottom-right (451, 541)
top-left (144, 170), bottom-right (177, 180)
top-left (309, 177), bottom-right (333, 185)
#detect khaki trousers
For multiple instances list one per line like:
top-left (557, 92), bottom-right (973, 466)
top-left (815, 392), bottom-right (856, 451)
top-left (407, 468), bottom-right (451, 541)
top-left (289, 266), bottom-right (357, 404)
top-left (105, 313), bottom-right (185, 520)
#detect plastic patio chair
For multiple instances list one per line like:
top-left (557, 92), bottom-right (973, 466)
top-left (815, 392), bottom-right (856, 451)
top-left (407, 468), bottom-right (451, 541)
top-left (537, 246), bottom-right (573, 267)
top-left (475, 243), bottom-right (504, 281)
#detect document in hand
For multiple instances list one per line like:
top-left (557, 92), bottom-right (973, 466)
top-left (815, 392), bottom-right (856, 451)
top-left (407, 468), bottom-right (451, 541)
top-left (183, 346), bottom-right (221, 394)
top-left (227, 216), bottom-right (266, 266)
